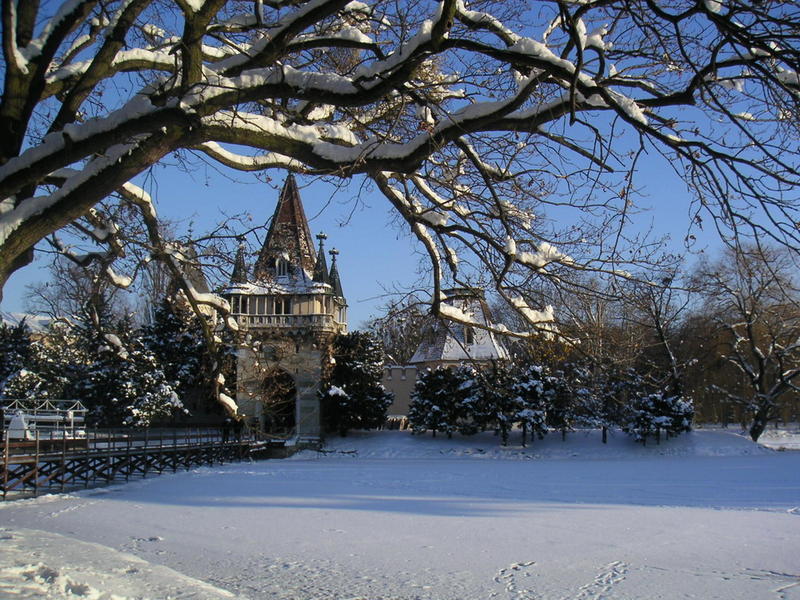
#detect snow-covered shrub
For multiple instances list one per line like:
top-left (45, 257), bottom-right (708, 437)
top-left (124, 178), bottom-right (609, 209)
top-left (623, 391), bottom-right (694, 444)
top-left (321, 331), bottom-right (394, 436)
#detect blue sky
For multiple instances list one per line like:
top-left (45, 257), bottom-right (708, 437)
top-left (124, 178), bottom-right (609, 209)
top-left (0, 151), bottom-right (719, 329)
top-left (0, 168), bottom-right (425, 329)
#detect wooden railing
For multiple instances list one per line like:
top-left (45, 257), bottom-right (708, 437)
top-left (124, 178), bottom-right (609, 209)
top-left (0, 428), bottom-right (256, 500)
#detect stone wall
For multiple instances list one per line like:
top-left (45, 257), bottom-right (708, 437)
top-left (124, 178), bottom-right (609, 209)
top-left (382, 365), bottom-right (418, 416)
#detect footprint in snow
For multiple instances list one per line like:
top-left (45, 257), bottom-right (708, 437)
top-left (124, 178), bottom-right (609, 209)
top-left (493, 560), bottom-right (629, 600)
top-left (493, 560), bottom-right (536, 598)
top-left (574, 561), bottom-right (628, 600)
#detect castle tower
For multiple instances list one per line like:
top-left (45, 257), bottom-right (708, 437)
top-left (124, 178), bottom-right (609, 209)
top-left (225, 176), bottom-right (347, 439)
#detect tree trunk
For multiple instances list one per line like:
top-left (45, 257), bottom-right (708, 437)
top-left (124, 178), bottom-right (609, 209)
top-left (749, 405), bottom-right (771, 442)
top-left (602, 426), bottom-right (607, 444)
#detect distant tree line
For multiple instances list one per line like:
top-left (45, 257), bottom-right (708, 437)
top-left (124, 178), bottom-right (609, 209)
top-left (408, 362), bottom-right (692, 447)
top-left (371, 246), bottom-right (800, 443)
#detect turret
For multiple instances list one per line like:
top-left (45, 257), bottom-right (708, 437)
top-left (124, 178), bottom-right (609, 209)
top-left (312, 233), bottom-right (330, 284)
top-left (230, 241), bottom-right (248, 285)
top-left (328, 248), bottom-right (344, 299)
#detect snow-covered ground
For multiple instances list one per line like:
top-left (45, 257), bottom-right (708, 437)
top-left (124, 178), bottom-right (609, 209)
top-left (1, 428), bottom-right (799, 599)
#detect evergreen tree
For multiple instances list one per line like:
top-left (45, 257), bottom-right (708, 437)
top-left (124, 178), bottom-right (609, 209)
top-left (547, 363), bottom-right (583, 440)
top-left (479, 363), bottom-right (520, 446)
top-left (594, 368), bottom-right (637, 442)
top-left (142, 297), bottom-right (207, 398)
top-left (408, 365), bottom-right (479, 438)
top-left (511, 365), bottom-right (549, 446)
top-left (0, 320), bottom-right (32, 395)
top-left (321, 331), bottom-right (393, 436)
top-left (622, 387), bottom-right (694, 445)
top-left (73, 311), bottom-right (184, 427)
top-left (34, 325), bottom-right (87, 399)
top-left (622, 392), bottom-right (661, 445)
top-left (1, 321), bottom-right (88, 400)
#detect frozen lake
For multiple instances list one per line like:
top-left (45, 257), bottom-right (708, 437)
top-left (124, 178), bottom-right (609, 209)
top-left (1, 429), bottom-right (799, 599)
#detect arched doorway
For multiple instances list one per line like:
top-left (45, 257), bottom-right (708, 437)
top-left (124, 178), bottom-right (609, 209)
top-left (260, 368), bottom-right (297, 435)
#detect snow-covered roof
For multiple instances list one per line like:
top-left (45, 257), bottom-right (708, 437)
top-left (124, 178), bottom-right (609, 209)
top-left (224, 276), bottom-right (332, 296)
top-left (233, 175), bottom-right (346, 302)
top-left (1, 312), bottom-right (54, 333)
top-left (409, 289), bottom-right (508, 366)
top-left (253, 174), bottom-right (317, 281)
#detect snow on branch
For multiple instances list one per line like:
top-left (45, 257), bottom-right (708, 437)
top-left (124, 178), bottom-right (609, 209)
top-left (194, 142), bottom-right (305, 171)
top-left (2, 0), bottom-right (800, 326)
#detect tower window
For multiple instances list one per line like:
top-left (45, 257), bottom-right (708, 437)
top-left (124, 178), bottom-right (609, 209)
top-left (276, 258), bottom-right (289, 277)
top-left (465, 326), bottom-right (475, 345)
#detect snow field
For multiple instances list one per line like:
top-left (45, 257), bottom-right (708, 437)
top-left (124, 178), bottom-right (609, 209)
top-left (0, 429), bottom-right (798, 599)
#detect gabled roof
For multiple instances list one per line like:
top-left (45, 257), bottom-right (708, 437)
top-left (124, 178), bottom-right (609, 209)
top-left (409, 288), bottom-right (508, 366)
top-left (253, 174), bottom-right (317, 282)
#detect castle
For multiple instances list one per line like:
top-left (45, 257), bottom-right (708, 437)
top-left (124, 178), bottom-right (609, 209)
top-left (224, 175), bottom-right (509, 435)
top-left (224, 175), bottom-right (347, 439)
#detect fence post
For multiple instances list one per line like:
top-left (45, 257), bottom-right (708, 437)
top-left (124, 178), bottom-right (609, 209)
top-left (125, 432), bottom-right (131, 482)
top-left (2, 429), bottom-right (9, 500)
top-left (34, 429), bottom-right (40, 497)
top-left (144, 428), bottom-right (150, 477)
top-left (60, 432), bottom-right (67, 492)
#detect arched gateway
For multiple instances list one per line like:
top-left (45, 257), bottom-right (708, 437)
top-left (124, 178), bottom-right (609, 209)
top-left (261, 368), bottom-right (296, 434)
top-left (224, 175), bottom-right (347, 440)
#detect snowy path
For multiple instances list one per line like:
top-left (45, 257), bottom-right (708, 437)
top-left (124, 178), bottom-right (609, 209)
top-left (0, 430), bottom-right (799, 599)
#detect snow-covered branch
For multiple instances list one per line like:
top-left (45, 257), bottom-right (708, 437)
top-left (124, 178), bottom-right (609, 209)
top-left (1, 0), bottom-right (799, 328)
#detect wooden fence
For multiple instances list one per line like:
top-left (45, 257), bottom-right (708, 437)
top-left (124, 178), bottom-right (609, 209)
top-left (1, 428), bottom-right (255, 500)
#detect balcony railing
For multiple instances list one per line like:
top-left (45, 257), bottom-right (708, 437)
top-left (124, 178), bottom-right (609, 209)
top-left (234, 313), bottom-right (343, 330)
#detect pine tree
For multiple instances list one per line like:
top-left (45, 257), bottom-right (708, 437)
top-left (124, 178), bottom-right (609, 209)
top-left (321, 331), bottom-right (393, 436)
top-left (479, 363), bottom-right (519, 446)
top-left (625, 391), bottom-right (693, 444)
top-left (1, 320), bottom-right (88, 400)
top-left (142, 297), bottom-right (207, 398)
top-left (0, 320), bottom-right (33, 395)
top-left (547, 363), bottom-right (582, 441)
top-left (511, 365), bottom-right (549, 446)
top-left (408, 365), bottom-right (478, 438)
top-left (74, 311), bottom-right (183, 427)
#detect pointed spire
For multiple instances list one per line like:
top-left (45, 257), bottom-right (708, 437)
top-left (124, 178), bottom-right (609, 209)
top-left (230, 241), bottom-right (248, 284)
top-left (253, 174), bottom-right (317, 281)
top-left (328, 248), bottom-right (344, 298)
top-left (312, 233), bottom-right (330, 283)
